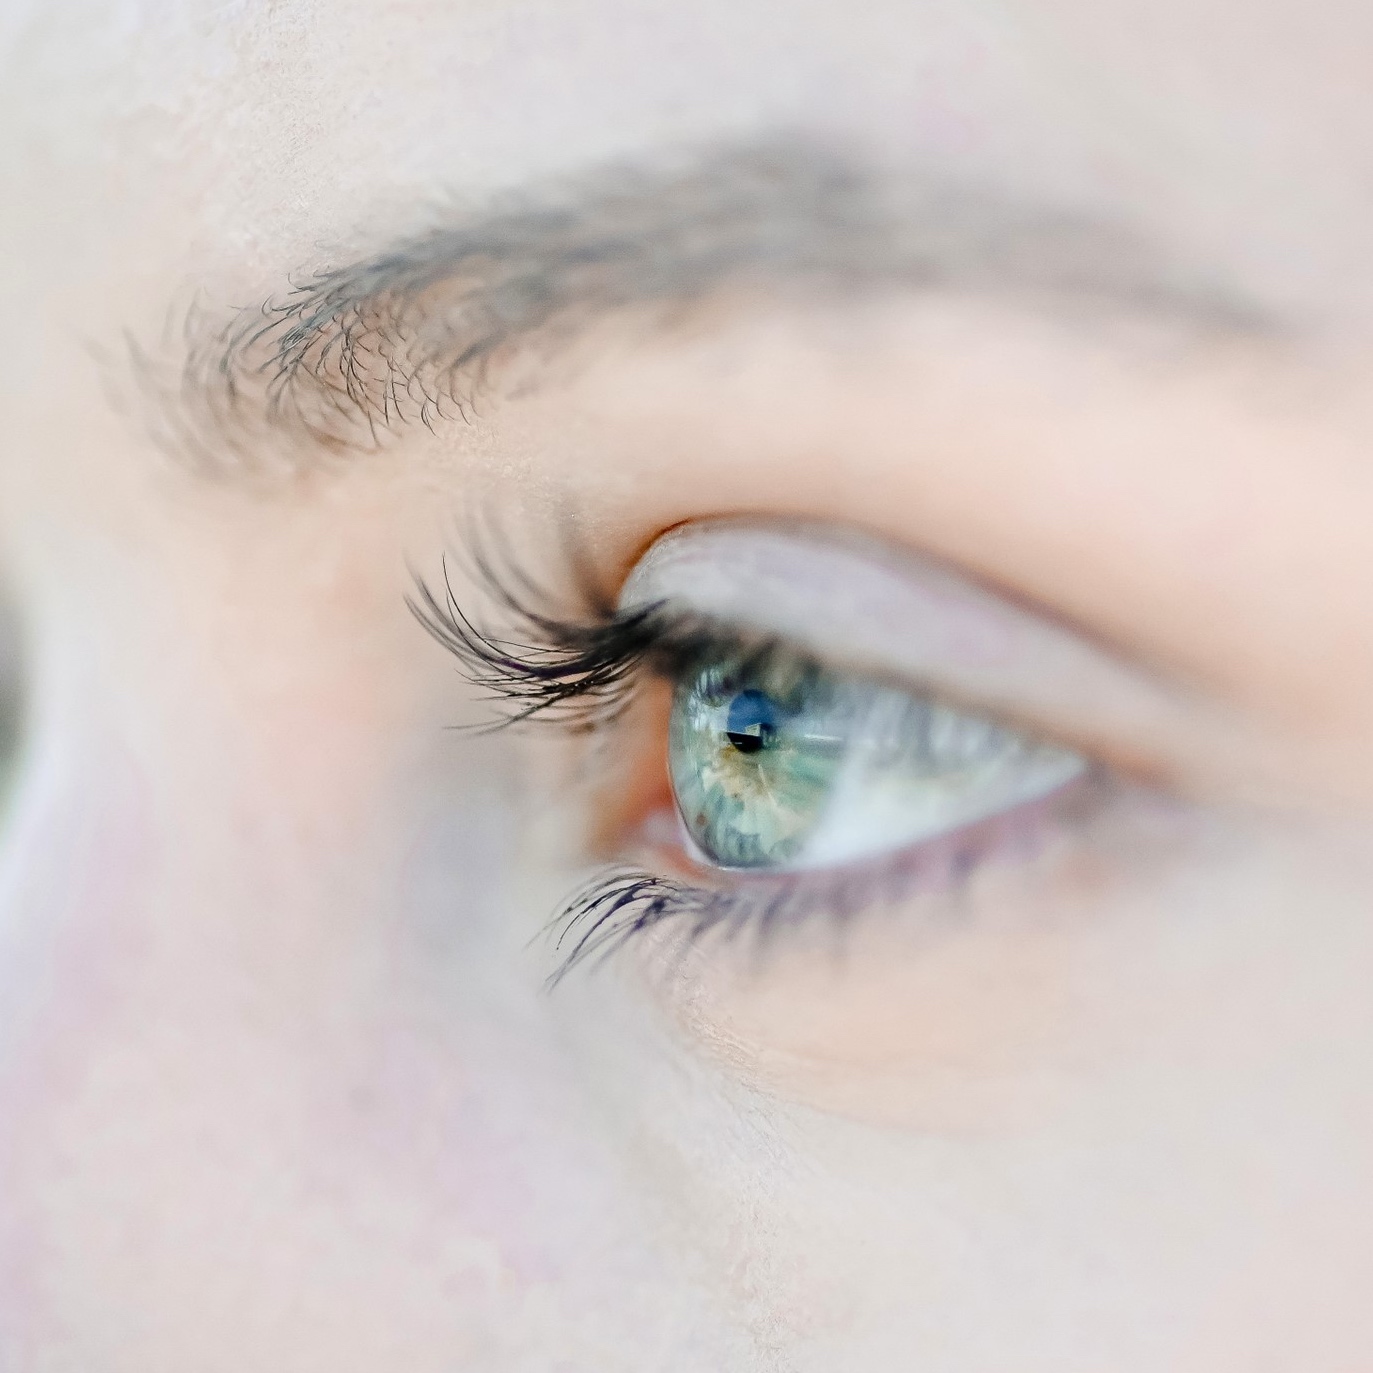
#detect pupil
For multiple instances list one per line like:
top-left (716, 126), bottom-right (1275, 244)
top-left (724, 688), bottom-right (782, 755)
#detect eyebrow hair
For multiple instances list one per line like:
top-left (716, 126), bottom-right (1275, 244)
top-left (158, 138), bottom-right (1270, 476)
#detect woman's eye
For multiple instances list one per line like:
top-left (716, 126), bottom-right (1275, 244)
top-left (668, 643), bottom-right (1087, 872)
top-left (407, 517), bottom-right (1179, 976)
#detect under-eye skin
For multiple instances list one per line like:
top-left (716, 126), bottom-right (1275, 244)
top-left (410, 518), bottom-right (1156, 979)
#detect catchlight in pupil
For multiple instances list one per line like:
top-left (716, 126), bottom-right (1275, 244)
top-left (725, 689), bottom-right (782, 754)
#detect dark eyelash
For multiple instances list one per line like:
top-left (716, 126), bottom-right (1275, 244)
top-left (547, 867), bottom-right (898, 986)
top-left (406, 529), bottom-right (777, 729)
top-left (405, 532), bottom-right (654, 728)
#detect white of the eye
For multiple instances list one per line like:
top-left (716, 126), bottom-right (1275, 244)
top-left (784, 687), bottom-right (1084, 869)
top-left (800, 732), bottom-right (1083, 868)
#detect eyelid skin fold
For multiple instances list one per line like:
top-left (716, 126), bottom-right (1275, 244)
top-left (617, 517), bottom-right (1277, 797)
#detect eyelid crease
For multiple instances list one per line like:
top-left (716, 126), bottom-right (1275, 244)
top-left (617, 517), bottom-right (1274, 795)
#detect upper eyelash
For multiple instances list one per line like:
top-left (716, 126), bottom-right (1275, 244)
top-left (406, 532), bottom-right (782, 729)
top-left (407, 558), bottom-right (660, 729)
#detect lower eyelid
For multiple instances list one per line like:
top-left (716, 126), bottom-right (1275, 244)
top-left (550, 768), bottom-right (1114, 982)
top-left (656, 767), bottom-right (1105, 894)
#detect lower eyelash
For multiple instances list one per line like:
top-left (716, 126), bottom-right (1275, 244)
top-left (546, 773), bottom-right (1098, 985)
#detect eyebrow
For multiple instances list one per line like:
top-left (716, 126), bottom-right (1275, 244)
top-left (161, 138), bottom-right (1270, 476)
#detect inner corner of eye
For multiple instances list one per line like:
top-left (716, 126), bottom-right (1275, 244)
top-left (588, 675), bottom-right (677, 851)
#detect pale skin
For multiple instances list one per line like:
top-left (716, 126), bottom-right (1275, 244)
top-left (1, 2), bottom-right (1373, 1370)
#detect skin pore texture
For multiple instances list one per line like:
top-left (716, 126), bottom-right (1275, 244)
top-left (2, 1), bottom-right (1373, 1370)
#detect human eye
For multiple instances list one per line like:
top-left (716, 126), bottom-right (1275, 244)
top-left (412, 516), bottom-right (1213, 983)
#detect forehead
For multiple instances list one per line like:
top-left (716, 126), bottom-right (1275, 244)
top-left (1, 0), bottom-right (1371, 330)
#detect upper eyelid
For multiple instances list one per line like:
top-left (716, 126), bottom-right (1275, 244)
top-left (617, 517), bottom-right (1269, 790)
top-left (619, 517), bottom-right (1178, 705)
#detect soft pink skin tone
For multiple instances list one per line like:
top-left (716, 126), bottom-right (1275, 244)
top-left (2, 2), bottom-right (1373, 1369)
